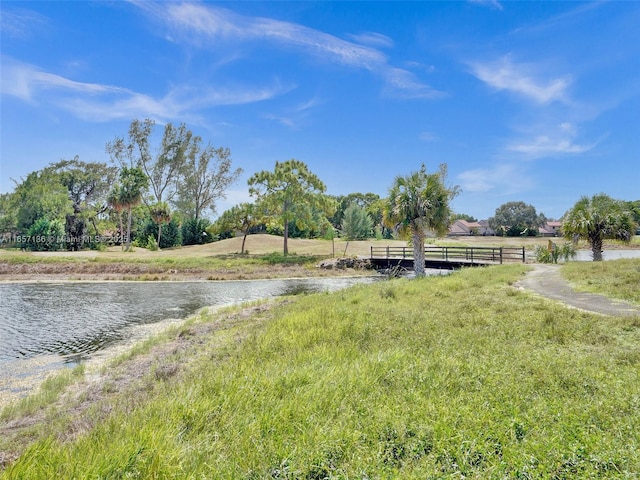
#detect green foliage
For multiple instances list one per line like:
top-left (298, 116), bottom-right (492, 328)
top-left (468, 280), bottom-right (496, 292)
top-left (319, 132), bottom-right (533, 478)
top-left (6, 266), bottom-right (640, 477)
top-left (624, 200), bottom-right (640, 232)
top-left (330, 192), bottom-right (381, 228)
top-left (181, 218), bottom-right (212, 245)
top-left (489, 201), bottom-right (546, 236)
top-left (0, 193), bottom-right (18, 236)
top-left (11, 169), bottom-right (73, 232)
top-left (341, 202), bottom-right (374, 240)
top-left (24, 218), bottom-right (65, 251)
top-left (453, 213), bottom-right (478, 222)
top-left (212, 203), bottom-right (259, 238)
top-left (561, 258), bottom-right (640, 305)
top-left (248, 159), bottom-right (332, 254)
top-left (146, 235), bottom-right (159, 251)
top-left (384, 163), bottom-right (459, 276)
top-left (149, 201), bottom-right (171, 247)
top-left (535, 242), bottom-right (577, 263)
top-left (257, 252), bottom-right (319, 265)
top-left (118, 167), bottom-right (149, 250)
top-left (44, 157), bottom-right (118, 249)
top-left (562, 193), bottom-right (637, 261)
top-left (140, 218), bottom-right (182, 249)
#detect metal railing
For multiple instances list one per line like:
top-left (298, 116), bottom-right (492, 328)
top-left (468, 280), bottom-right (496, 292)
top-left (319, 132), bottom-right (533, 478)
top-left (370, 246), bottom-right (525, 264)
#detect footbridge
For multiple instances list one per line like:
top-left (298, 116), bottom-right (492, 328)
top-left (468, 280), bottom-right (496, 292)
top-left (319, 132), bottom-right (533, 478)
top-left (370, 246), bottom-right (526, 271)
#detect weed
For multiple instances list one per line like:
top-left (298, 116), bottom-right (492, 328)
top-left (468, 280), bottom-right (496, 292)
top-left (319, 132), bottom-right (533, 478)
top-left (3, 265), bottom-right (640, 477)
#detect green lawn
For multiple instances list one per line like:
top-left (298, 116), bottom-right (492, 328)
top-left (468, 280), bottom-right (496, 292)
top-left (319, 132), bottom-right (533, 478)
top-left (561, 258), bottom-right (640, 305)
top-left (2, 264), bottom-right (640, 478)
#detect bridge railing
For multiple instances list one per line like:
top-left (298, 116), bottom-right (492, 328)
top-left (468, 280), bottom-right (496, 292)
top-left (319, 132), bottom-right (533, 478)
top-left (370, 246), bottom-right (525, 264)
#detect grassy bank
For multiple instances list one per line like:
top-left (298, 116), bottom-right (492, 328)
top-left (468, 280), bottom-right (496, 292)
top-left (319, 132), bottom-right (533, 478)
top-left (561, 258), bottom-right (640, 305)
top-left (1, 234), bottom-right (638, 281)
top-left (0, 235), bottom-right (399, 281)
top-left (2, 263), bottom-right (639, 478)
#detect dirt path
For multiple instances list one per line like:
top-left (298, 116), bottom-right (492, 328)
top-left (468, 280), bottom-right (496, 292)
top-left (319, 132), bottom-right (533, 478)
top-left (517, 264), bottom-right (640, 317)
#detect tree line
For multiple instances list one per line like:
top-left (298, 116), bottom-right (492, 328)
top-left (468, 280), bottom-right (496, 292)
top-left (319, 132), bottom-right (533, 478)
top-left (1, 118), bottom-right (638, 266)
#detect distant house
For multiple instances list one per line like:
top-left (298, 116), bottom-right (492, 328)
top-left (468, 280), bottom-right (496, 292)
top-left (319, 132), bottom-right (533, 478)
top-left (448, 219), bottom-right (494, 236)
top-left (477, 220), bottom-right (495, 236)
top-left (539, 221), bottom-right (562, 237)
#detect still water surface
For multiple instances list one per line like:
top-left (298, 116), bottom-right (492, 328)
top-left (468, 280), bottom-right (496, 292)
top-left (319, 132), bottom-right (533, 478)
top-left (0, 277), bottom-right (379, 403)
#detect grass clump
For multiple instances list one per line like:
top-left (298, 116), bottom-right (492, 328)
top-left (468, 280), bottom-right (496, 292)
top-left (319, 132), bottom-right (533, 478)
top-left (256, 252), bottom-right (322, 266)
top-left (0, 364), bottom-right (85, 421)
top-left (561, 258), bottom-right (640, 305)
top-left (3, 265), bottom-right (640, 478)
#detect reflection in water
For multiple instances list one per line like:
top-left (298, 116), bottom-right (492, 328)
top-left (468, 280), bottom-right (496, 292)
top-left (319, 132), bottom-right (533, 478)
top-left (0, 277), bottom-right (381, 403)
top-left (0, 278), bottom-right (378, 363)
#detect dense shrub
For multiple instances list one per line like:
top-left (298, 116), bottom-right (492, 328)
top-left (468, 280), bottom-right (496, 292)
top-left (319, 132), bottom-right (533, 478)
top-left (23, 218), bottom-right (65, 251)
top-left (182, 218), bottom-right (213, 245)
top-left (138, 218), bottom-right (182, 249)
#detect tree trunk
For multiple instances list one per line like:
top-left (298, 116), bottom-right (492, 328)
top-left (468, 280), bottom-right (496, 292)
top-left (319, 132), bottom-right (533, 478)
top-left (157, 223), bottom-right (162, 249)
top-left (283, 201), bottom-right (289, 256)
top-left (283, 220), bottom-right (289, 256)
top-left (126, 207), bottom-right (133, 251)
top-left (241, 233), bottom-right (247, 254)
top-left (118, 213), bottom-right (124, 251)
top-left (591, 235), bottom-right (603, 261)
top-left (412, 226), bottom-right (426, 277)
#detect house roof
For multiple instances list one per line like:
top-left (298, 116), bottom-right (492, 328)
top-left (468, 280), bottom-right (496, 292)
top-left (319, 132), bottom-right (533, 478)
top-left (456, 220), bottom-right (482, 228)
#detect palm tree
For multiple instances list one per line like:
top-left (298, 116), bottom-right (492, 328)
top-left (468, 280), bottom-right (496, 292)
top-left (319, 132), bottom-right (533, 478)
top-left (119, 167), bottom-right (149, 251)
top-left (384, 164), bottom-right (458, 276)
top-left (107, 184), bottom-right (126, 251)
top-left (562, 193), bottom-right (637, 261)
top-left (149, 201), bottom-right (171, 248)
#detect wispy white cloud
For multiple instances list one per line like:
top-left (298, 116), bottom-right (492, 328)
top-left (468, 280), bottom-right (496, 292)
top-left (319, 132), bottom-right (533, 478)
top-left (346, 32), bottom-right (394, 49)
top-left (142, 2), bottom-right (441, 100)
top-left (1, 57), bottom-right (128, 101)
top-left (0, 8), bottom-right (49, 38)
top-left (383, 68), bottom-right (444, 99)
top-left (1, 56), bottom-right (289, 122)
top-left (470, 55), bottom-right (571, 104)
top-left (458, 163), bottom-right (533, 194)
top-left (468, 0), bottom-right (504, 11)
top-left (263, 97), bottom-right (322, 129)
top-left (506, 122), bottom-right (598, 158)
top-left (419, 131), bottom-right (438, 142)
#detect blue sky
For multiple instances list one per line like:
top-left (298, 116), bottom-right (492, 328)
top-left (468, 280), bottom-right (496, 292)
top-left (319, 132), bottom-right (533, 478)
top-left (1, 1), bottom-right (638, 220)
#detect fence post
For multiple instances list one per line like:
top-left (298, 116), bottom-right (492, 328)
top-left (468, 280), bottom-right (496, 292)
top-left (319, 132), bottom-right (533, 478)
top-left (522, 246), bottom-right (525, 263)
top-left (371, 246), bottom-right (373, 259)
top-left (500, 247), bottom-right (503, 264)
top-left (386, 246), bottom-right (390, 259)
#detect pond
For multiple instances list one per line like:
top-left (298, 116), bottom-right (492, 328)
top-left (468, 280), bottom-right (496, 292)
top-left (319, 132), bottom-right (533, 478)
top-left (574, 249), bottom-right (640, 261)
top-left (0, 276), bottom-right (380, 404)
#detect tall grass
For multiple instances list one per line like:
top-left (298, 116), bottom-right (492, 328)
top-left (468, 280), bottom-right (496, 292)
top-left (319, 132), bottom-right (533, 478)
top-left (561, 258), bottom-right (640, 305)
top-left (3, 265), bottom-right (640, 478)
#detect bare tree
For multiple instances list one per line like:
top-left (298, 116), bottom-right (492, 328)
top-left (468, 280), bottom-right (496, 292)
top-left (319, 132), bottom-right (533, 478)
top-left (176, 139), bottom-right (242, 220)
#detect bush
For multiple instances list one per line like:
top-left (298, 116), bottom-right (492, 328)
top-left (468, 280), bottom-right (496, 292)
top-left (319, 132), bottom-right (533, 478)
top-left (146, 235), bottom-right (159, 251)
top-left (139, 218), bottom-right (182, 249)
top-left (535, 242), bottom-right (576, 263)
top-left (23, 218), bottom-right (65, 251)
top-left (182, 218), bottom-right (212, 245)
top-left (342, 203), bottom-right (373, 240)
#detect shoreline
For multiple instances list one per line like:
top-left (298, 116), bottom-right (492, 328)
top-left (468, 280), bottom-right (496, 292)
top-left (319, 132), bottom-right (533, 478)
top-left (0, 272), bottom-right (380, 284)
top-left (0, 300), bottom-right (280, 468)
top-left (0, 258), bottom-right (377, 283)
top-left (0, 301), bottom-right (253, 408)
